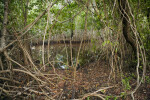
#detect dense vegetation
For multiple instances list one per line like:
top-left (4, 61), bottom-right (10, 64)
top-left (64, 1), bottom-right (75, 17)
top-left (0, 0), bottom-right (150, 99)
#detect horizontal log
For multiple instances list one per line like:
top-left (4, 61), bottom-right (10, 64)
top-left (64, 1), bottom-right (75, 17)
top-left (32, 40), bottom-right (91, 46)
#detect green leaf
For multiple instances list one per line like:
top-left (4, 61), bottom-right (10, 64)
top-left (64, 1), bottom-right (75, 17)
top-left (87, 96), bottom-right (90, 100)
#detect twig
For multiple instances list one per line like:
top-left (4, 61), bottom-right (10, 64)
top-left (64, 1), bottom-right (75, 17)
top-left (0, 69), bottom-right (46, 84)
top-left (0, 77), bottom-right (20, 84)
top-left (0, 87), bottom-right (10, 96)
top-left (81, 93), bottom-right (105, 100)
top-left (23, 87), bottom-right (50, 95)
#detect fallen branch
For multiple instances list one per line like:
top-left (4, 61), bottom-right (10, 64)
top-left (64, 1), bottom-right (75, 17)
top-left (0, 69), bottom-right (46, 84)
top-left (0, 77), bottom-right (20, 84)
top-left (78, 86), bottom-right (115, 100)
top-left (0, 87), bottom-right (10, 96)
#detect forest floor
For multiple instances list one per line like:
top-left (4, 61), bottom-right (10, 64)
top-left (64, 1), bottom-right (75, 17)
top-left (35, 60), bottom-right (150, 100)
top-left (4, 60), bottom-right (150, 100)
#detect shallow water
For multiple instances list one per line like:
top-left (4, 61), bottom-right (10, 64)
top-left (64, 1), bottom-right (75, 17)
top-left (32, 42), bottom-right (93, 69)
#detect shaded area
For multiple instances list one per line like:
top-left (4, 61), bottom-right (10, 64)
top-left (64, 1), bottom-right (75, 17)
top-left (32, 39), bottom-right (91, 46)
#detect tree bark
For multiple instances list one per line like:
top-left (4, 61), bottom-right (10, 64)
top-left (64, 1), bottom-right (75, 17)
top-left (21, 0), bottom-right (31, 65)
top-left (1, 0), bottom-right (8, 49)
top-left (147, 8), bottom-right (150, 28)
top-left (118, 0), bottom-right (137, 54)
top-left (0, 0), bottom-right (8, 70)
top-left (70, 18), bottom-right (74, 39)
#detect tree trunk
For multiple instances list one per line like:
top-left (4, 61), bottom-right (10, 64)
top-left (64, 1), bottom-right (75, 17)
top-left (21, 0), bottom-right (31, 65)
top-left (70, 18), bottom-right (74, 39)
top-left (118, 0), bottom-right (137, 54)
top-left (0, 0), bottom-right (8, 70)
top-left (147, 8), bottom-right (150, 28)
top-left (1, 0), bottom-right (8, 49)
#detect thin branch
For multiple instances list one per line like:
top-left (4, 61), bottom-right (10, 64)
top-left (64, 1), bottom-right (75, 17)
top-left (0, 87), bottom-right (10, 96)
top-left (111, 0), bottom-right (117, 15)
top-left (0, 69), bottom-right (46, 84)
top-left (42, 1), bottom-right (51, 71)
top-left (0, 77), bottom-right (20, 84)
